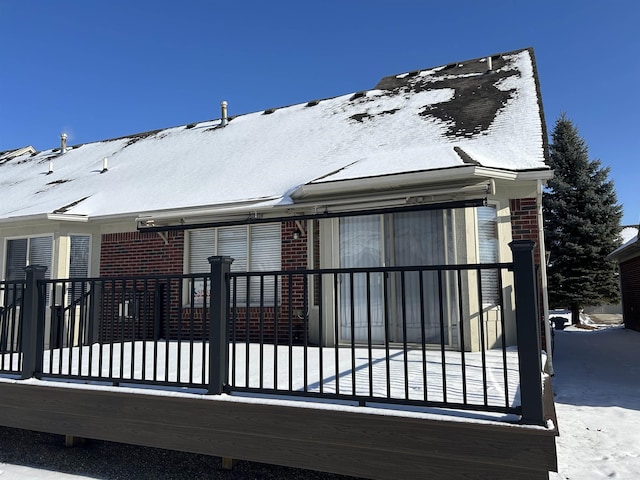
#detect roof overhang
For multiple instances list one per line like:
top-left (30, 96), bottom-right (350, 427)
top-left (607, 236), bottom-right (640, 263)
top-left (291, 165), bottom-right (553, 202)
top-left (134, 165), bottom-right (551, 232)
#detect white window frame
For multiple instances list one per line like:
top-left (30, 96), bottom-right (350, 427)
top-left (3, 234), bottom-right (54, 281)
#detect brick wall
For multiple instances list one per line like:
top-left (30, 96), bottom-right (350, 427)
top-left (100, 231), bottom-right (184, 276)
top-left (97, 224), bottom-right (309, 344)
top-left (509, 198), bottom-right (541, 264)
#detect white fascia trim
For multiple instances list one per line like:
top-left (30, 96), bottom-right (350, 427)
top-left (292, 166), bottom-right (479, 200)
top-left (472, 167), bottom-right (554, 182)
top-left (292, 166), bottom-right (552, 201)
top-left (134, 197), bottom-right (285, 224)
top-left (46, 213), bottom-right (89, 222)
top-left (0, 213), bottom-right (50, 225)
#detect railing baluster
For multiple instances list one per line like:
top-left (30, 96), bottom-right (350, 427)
top-left (419, 269), bottom-right (428, 403)
top-left (457, 270), bottom-right (468, 405)
top-left (476, 268), bottom-right (489, 407)
top-left (401, 271), bottom-right (408, 400)
top-left (438, 270), bottom-right (447, 403)
top-left (366, 272), bottom-right (373, 398)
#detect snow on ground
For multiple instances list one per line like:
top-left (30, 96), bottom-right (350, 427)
top-left (1, 325), bottom-right (639, 478)
top-left (550, 325), bottom-right (640, 479)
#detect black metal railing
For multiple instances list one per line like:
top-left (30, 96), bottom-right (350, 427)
top-left (5, 240), bottom-right (544, 424)
top-left (225, 263), bottom-right (519, 415)
top-left (0, 280), bottom-right (25, 374)
top-left (31, 273), bottom-right (213, 390)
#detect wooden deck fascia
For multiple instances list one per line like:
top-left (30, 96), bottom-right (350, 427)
top-left (0, 381), bottom-right (557, 480)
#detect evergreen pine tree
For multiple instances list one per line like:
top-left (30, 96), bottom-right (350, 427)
top-left (543, 114), bottom-right (622, 325)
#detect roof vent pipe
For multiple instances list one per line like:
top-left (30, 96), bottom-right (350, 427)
top-left (60, 133), bottom-right (67, 153)
top-left (101, 157), bottom-right (109, 173)
top-left (486, 56), bottom-right (493, 71)
top-left (220, 101), bottom-right (228, 127)
top-left (48, 160), bottom-right (54, 174)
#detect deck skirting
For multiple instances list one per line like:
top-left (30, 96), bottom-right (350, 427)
top-left (0, 380), bottom-right (557, 480)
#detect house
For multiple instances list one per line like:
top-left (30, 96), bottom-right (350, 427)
top-left (608, 227), bottom-right (640, 331)
top-left (0, 47), bottom-right (558, 480)
top-left (0, 47), bottom-right (552, 353)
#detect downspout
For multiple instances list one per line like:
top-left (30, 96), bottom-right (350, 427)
top-left (537, 179), bottom-right (553, 375)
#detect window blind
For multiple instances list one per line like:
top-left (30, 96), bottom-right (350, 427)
top-left (477, 206), bottom-right (499, 304)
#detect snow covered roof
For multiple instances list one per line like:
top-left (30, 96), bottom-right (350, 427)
top-left (608, 227), bottom-right (639, 261)
top-left (0, 48), bottom-right (549, 223)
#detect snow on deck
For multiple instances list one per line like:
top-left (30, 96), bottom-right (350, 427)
top-left (2, 341), bottom-right (522, 412)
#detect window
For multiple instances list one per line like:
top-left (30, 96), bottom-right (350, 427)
top-left (68, 235), bottom-right (90, 302)
top-left (477, 205), bottom-right (499, 304)
top-left (5, 236), bottom-right (53, 280)
top-left (188, 224), bottom-right (281, 305)
top-left (4, 236), bottom-right (53, 305)
top-left (69, 235), bottom-right (90, 278)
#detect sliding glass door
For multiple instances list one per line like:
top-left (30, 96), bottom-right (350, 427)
top-left (338, 209), bottom-right (459, 345)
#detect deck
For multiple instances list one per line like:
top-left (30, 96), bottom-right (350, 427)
top-left (0, 243), bottom-right (557, 479)
top-left (0, 374), bottom-right (557, 480)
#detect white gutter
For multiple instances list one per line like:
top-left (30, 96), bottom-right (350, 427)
top-left (294, 165), bottom-right (552, 201)
top-left (134, 197), bottom-right (283, 224)
top-left (537, 179), bottom-right (553, 375)
top-left (46, 214), bottom-right (89, 222)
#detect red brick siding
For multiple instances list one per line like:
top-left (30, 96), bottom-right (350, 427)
top-left (620, 255), bottom-right (640, 331)
top-left (509, 198), bottom-right (541, 265)
top-left (97, 223), bottom-right (308, 343)
top-left (100, 231), bottom-right (184, 276)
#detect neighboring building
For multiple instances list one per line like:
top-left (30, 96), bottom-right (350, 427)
top-left (0, 47), bottom-right (552, 351)
top-left (608, 229), bottom-right (640, 331)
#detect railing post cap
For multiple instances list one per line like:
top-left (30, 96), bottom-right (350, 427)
top-left (508, 240), bottom-right (536, 252)
top-left (23, 265), bottom-right (48, 273)
top-left (207, 255), bottom-right (234, 265)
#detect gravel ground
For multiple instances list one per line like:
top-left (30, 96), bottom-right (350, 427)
top-left (0, 426), bottom-right (361, 479)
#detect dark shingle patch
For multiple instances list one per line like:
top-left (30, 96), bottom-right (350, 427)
top-left (36, 179), bottom-right (73, 194)
top-left (263, 108), bottom-right (276, 115)
top-left (417, 69), bottom-right (517, 137)
top-left (106, 129), bottom-right (164, 148)
top-left (373, 53), bottom-right (519, 138)
top-left (454, 146), bottom-right (480, 165)
top-left (306, 100), bottom-right (321, 107)
top-left (349, 108), bottom-right (400, 123)
top-left (349, 91), bottom-right (367, 101)
top-left (52, 196), bottom-right (90, 214)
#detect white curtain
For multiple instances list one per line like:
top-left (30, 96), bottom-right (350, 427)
top-left (339, 210), bottom-right (460, 345)
top-left (391, 211), bottom-right (447, 343)
top-left (339, 216), bottom-right (385, 343)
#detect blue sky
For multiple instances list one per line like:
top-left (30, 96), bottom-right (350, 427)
top-left (1, 1), bottom-right (638, 225)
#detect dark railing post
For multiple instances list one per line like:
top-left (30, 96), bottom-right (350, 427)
top-left (21, 265), bottom-right (47, 380)
top-left (208, 256), bottom-right (233, 395)
top-left (509, 240), bottom-right (544, 425)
